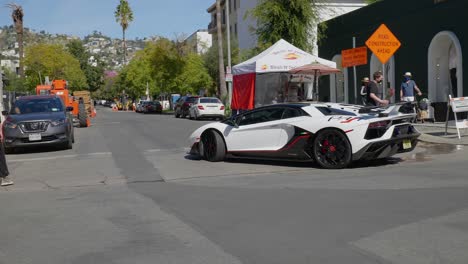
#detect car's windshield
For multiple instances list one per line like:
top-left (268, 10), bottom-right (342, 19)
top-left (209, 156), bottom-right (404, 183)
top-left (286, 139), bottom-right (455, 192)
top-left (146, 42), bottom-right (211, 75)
top-left (186, 97), bottom-right (198, 103)
top-left (11, 98), bottom-right (64, 115)
top-left (200, 98), bottom-right (221, 104)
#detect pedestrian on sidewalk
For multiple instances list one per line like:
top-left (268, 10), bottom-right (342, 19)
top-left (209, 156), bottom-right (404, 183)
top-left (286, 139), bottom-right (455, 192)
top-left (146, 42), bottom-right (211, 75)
top-left (400, 72), bottom-right (422, 102)
top-left (360, 77), bottom-right (370, 105)
top-left (0, 142), bottom-right (13, 186)
top-left (366, 71), bottom-right (389, 106)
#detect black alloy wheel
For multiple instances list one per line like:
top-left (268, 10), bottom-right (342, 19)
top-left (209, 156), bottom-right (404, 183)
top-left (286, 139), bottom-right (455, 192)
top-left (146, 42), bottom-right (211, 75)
top-left (313, 129), bottom-right (352, 169)
top-left (199, 130), bottom-right (226, 162)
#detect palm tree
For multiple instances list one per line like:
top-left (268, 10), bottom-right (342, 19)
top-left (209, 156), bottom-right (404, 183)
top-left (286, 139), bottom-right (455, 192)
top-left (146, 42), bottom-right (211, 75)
top-left (6, 3), bottom-right (24, 78)
top-left (216, 0), bottom-right (227, 101)
top-left (114, 0), bottom-right (134, 65)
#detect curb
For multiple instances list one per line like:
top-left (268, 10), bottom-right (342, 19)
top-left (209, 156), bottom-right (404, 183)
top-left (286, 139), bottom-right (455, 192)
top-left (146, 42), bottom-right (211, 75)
top-left (418, 133), bottom-right (468, 145)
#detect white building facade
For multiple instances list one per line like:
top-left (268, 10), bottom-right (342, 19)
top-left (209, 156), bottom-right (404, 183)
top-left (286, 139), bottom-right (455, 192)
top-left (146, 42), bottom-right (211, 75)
top-left (185, 30), bottom-right (212, 54)
top-left (207, 0), bottom-right (367, 53)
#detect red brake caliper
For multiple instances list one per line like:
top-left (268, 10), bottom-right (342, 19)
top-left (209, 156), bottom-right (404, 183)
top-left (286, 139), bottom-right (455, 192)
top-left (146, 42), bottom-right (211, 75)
top-left (321, 139), bottom-right (336, 153)
top-left (321, 139), bottom-right (329, 154)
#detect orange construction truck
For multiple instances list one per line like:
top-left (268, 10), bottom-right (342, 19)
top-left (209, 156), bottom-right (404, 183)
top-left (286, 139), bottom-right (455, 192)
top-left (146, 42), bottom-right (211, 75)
top-left (36, 80), bottom-right (91, 127)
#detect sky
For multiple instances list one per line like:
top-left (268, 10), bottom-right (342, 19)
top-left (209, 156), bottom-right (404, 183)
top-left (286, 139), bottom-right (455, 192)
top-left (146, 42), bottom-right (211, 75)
top-left (0, 0), bottom-right (215, 39)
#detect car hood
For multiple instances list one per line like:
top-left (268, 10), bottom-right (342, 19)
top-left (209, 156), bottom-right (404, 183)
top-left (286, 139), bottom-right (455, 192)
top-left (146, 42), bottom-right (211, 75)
top-left (8, 112), bottom-right (65, 123)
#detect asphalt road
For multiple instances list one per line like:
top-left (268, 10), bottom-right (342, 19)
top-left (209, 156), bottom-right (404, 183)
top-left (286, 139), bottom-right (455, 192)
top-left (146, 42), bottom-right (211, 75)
top-left (2, 106), bottom-right (468, 264)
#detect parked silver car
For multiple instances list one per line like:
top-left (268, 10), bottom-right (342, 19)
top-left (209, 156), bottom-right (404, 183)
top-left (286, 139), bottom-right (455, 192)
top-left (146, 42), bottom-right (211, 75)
top-left (1, 95), bottom-right (74, 153)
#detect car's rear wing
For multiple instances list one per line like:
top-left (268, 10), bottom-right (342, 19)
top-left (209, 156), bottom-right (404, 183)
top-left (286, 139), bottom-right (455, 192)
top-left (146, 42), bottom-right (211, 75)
top-left (359, 102), bottom-right (416, 118)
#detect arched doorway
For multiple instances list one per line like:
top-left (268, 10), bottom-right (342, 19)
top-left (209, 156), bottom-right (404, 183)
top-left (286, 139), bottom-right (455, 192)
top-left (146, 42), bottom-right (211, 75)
top-left (330, 54), bottom-right (348, 103)
top-left (428, 31), bottom-right (463, 103)
top-left (370, 54), bottom-right (396, 103)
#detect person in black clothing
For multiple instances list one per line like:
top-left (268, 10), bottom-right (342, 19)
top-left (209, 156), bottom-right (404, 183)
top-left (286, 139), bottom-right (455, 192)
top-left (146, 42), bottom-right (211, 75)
top-left (360, 77), bottom-right (370, 105)
top-left (366, 71), bottom-right (389, 106)
top-left (0, 142), bottom-right (13, 186)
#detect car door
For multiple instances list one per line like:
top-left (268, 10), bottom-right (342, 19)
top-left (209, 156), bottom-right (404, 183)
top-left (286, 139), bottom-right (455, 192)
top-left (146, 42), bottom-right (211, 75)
top-left (277, 107), bottom-right (309, 147)
top-left (225, 107), bottom-right (286, 151)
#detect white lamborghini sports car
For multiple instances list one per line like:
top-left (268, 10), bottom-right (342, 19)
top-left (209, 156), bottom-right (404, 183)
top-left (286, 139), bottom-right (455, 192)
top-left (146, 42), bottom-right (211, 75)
top-left (188, 102), bottom-right (420, 169)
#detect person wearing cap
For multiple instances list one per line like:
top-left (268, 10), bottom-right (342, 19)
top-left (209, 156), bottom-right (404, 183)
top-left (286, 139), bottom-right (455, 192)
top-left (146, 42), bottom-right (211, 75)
top-left (400, 72), bottom-right (422, 102)
top-left (360, 77), bottom-right (370, 105)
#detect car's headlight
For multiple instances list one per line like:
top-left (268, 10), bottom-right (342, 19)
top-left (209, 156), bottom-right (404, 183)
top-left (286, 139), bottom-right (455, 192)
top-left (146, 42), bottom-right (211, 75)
top-left (51, 119), bottom-right (66, 127)
top-left (3, 122), bottom-right (18, 129)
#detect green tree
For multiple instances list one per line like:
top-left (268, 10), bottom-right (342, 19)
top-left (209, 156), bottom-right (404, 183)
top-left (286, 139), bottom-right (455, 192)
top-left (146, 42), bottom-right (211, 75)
top-left (147, 38), bottom-right (185, 94)
top-left (24, 43), bottom-right (87, 91)
top-left (203, 38), bottom-right (240, 95)
top-left (365, 0), bottom-right (381, 4)
top-left (248, 0), bottom-right (318, 52)
top-left (116, 37), bottom-right (213, 99)
top-left (175, 53), bottom-right (212, 95)
top-left (66, 39), bottom-right (105, 92)
top-left (117, 49), bottom-right (154, 99)
top-left (114, 0), bottom-right (134, 65)
top-left (1, 67), bottom-right (26, 92)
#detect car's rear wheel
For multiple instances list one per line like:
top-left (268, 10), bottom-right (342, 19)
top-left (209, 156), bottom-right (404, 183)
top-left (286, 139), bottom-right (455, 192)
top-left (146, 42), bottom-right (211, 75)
top-left (199, 130), bottom-right (226, 162)
top-left (312, 129), bottom-right (352, 169)
top-left (78, 102), bottom-right (88, 127)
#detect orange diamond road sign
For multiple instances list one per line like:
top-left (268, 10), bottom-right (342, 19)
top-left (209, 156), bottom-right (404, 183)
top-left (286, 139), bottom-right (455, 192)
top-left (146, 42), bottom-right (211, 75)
top-left (366, 24), bottom-right (401, 64)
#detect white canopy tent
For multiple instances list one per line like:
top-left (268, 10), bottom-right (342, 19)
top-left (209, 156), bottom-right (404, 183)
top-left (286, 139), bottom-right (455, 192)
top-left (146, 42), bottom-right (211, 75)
top-left (233, 39), bottom-right (336, 75)
top-left (232, 39), bottom-right (337, 110)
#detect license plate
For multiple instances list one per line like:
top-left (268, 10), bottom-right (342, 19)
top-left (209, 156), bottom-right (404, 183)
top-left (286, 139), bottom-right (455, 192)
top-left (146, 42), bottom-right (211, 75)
top-left (29, 133), bottom-right (42, 141)
top-left (403, 139), bottom-right (412, 149)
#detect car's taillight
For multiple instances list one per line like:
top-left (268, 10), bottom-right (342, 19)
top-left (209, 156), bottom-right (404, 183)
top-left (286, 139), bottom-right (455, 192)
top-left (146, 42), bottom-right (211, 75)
top-left (365, 120), bottom-right (390, 140)
top-left (198, 105), bottom-right (204, 110)
top-left (220, 106), bottom-right (225, 110)
top-left (368, 121), bottom-right (389, 129)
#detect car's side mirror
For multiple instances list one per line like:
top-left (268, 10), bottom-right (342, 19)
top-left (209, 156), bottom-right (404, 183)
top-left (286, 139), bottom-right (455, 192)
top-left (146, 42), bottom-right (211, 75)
top-left (66, 106), bottom-right (74, 112)
top-left (226, 118), bottom-right (239, 128)
top-left (1, 110), bottom-right (9, 116)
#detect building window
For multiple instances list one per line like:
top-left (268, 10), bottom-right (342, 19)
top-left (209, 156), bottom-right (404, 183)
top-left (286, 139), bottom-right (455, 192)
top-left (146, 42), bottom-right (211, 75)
top-left (230, 0), bottom-right (232, 13)
top-left (235, 23), bottom-right (238, 36)
top-left (234, 0), bottom-right (237, 10)
top-left (222, 9), bottom-right (226, 24)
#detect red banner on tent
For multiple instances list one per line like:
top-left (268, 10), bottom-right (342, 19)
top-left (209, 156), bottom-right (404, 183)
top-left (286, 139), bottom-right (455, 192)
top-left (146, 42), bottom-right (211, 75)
top-left (232, 73), bottom-right (256, 110)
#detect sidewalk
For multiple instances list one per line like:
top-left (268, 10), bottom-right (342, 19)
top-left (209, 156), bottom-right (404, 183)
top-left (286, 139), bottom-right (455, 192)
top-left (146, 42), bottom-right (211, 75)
top-left (414, 122), bottom-right (468, 145)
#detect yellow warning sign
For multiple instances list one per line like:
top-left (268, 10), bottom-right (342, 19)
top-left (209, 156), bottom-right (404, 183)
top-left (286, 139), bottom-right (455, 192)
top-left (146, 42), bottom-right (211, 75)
top-left (365, 24), bottom-right (401, 64)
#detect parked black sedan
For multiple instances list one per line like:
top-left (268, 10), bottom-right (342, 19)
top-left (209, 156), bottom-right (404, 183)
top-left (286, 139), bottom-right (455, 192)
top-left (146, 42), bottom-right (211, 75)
top-left (1, 95), bottom-right (74, 153)
top-left (142, 101), bottom-right (163, 114)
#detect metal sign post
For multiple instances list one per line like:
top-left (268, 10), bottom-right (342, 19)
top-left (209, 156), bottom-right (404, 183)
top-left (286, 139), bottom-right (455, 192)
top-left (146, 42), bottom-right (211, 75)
top-left (353, 37), bottom-right (357, 104)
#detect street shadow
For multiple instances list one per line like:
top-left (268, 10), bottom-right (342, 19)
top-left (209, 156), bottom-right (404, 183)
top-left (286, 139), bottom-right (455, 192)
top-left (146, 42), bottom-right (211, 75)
top-left (6, 145), bottom-right (69, 155)
top-left (184, 154), bottom-right (401, 169)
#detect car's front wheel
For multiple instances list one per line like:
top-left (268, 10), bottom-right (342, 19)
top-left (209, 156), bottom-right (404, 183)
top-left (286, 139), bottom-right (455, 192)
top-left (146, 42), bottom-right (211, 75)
top-left (312, 129), bottom-right (352, 169)
top-left (199, 130), bottom-right (226, 162)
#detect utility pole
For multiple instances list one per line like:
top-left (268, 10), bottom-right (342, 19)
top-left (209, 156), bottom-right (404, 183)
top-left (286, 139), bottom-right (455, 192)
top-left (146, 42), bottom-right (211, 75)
top-left (225, 0), bottom-right (232, 108)
top-left (216, 0), bottom-right (227, 101)
top-left (0, 69), bottom-right (4, 122)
